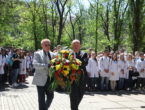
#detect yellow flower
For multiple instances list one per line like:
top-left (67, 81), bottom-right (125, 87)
top-left (62, 65), bottom-right (70, 76)
top-left (55, 64), bottom-right (62, 71)
top-left (51, 59), bottom-right (56, 63)
top-left (68, 54), bottom-right (74, 60)
top-left (71, 64), bottom-right (79, 70)
top-left (60, 50), bottom-right (65, 54)
top-left (62, 70), bottom-right (69, 76)
top-left (65, 50), bottom-right (70, 54)
top-left (60, 50), bottom-right (69, 54)
top-left (76, 59), bottom-right (82, 65)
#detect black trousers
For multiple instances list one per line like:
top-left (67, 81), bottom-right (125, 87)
top-left (0, 74), bottom-right (3, 85)
top-left (137, 78), bottom-right (145, 89)
top-left (70, 74), bottom-right (87, 110)
top-left (37, 77), bottom-right (54, 110)
top-left (88, 77), bottom-right (100, 91)
top-left (3, 65), bottom-right (9, 83)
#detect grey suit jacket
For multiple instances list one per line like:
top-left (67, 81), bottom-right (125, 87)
top-left (32, 50), bottom-right (54, 86)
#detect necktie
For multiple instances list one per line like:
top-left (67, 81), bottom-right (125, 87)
top-left (48, 52), bottom-right (51, 60)
top-left (75, 53), bottom-right (78, 57)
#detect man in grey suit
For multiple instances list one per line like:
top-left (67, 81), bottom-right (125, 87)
top-left (32, 39), bottom-right (54, 110)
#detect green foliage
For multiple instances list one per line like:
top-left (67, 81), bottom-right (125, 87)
top-left (0, 0), bottom-right (144, 52)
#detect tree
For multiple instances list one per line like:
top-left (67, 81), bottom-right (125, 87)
top-left (41, 0), bottom-right (49, 38)
top-left (54, 0), bottom-right (69, 45)
top-left (0, 0), bottom-right (144, 52)
top-left (100, 2), bottom-right (111, 50)
top-left (113, 0), bottom-right (128, 51)
top-left (89, 0), bottom-right (100, 52)
top-left (128, 0), bottom-right (145, 53)
top-left (50, 1), bottom-right (58, 47)
top-left (26, 0), bottom-right (40, 50)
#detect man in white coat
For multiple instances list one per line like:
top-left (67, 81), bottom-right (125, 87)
top-left (32, 39), bottom-right (54, 110)
top-left (118, 54), bottom-right (127, 90)
top-left (99, 50), bottom-right (111, 91)
top-left (136, 52), bottom-right (145, 90)
top-left (86, 51), bottom-right (100, 91)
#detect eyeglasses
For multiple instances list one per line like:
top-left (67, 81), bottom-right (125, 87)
top-left (45, 44), bottom-right (50, 47)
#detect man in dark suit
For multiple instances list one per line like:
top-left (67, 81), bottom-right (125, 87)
top-left (32, 39), bottom-right (54, 110)
top-left (70, 39), bottom-right (88, 110)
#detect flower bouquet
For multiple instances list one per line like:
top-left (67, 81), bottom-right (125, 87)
top-left (49, 50), bottom-right (83, 91)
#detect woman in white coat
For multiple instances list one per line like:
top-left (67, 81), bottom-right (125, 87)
top-left (109, 53), bottom-right (119, 91)
top-left (86, 51), bottom-right (100, 91)
top-left (126, 54), bottom-right (136, 90)
top-left (19, 51), bottom-right (27, 85)
top-left (26, 53), bottom-right (31, 73)
top-left (136, 52), bottom-right (145, 90)
top-left (118, 54), bottom-right (127, 90)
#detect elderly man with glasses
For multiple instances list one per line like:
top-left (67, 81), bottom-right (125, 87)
top-left (32, 39), bottom-right (54, 110)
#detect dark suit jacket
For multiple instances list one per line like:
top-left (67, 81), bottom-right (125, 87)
top-left (72, 50), bottom-right (88, 74)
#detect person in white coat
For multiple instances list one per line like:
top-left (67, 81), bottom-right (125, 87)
top-left (26, 52), bottom-right (32, 75)
top-left (86, 51), bottom-right (100, 91)
top-left (136, 52), bottom-right (145, 90)
top-left (99, 50), bottom-right (111, 91)
top-left (19, 51), bottom-right (27, 85)
top-left (118, 54), bottom-right (127, 90)
top-left (109, 53), bottom-right (119, 91)
top-left (126, 54), bottom-right (136, 90)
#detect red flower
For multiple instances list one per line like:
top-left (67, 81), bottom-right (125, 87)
top-left (55, 71), bottom-right (59, 78)
top-left (56, 62), bottom-right (60, 64)
top-left (58, 69), bottom-right (63, 73)
top-left (65, 62), bottom-right (69, 65)
top-left (72, 70), bottom-right (76, 74)
top-left (76, 62), bottom-right (79, 65)
top-left (78, 70), bottom-right (82, 74)
top-left (70, 75), bottom-right (76, 81)
top-left (63, 53), bottom-right (68, 58)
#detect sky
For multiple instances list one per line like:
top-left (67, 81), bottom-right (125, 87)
top-left (24, 0), bottom-right (90, 9)
top-left (81, 0), bottom-right (90, 8)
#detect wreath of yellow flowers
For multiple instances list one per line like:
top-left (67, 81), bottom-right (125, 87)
top-left (48, 50), bottom-right (83, 91)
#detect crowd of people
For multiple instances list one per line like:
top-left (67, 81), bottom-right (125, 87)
top-left (86, 49), bottom-right (145, 92)
top-left (0, 46), bottom-right (145, 92)
top-left (51, 46), bottom-right (145, 92)
top-left (0, 47), bottom-right (34, 88)
top-left (1, 39), bottom-right (145, 110)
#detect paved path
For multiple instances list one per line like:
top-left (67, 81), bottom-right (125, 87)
top-left (0, 76), bottom-right (145, 110)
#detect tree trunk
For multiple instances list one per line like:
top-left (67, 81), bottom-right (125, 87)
top-left (55, 0), bottom-right (68, 45)
top-left (42, 0), bottom-right (49, 38)
top-left (51, 4), bottom-right (56, 47)
top-left (129, 0), bottom-right (144, 53)
top-left (101, 2), bottom-right (111, 51)
top-left (32, 13), bottom-right (38, 50)
top-left (32, 1), bottom-right (38, 50)
top-left (78, 19), bottom-right (82, 44)
top-left (95, 1), bottom-right (99, 53)
top-left (69, 11), bottom-right (75, 40)
top-left (57, 18), bottom-right (63, 45)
